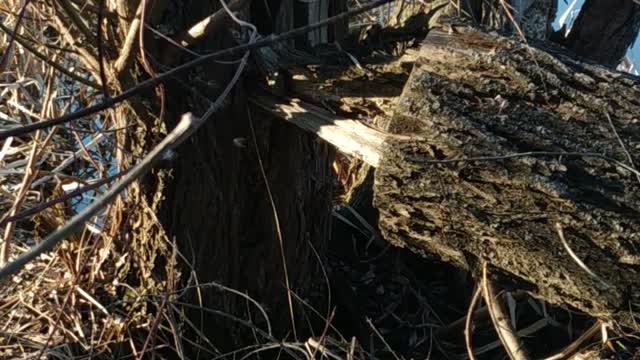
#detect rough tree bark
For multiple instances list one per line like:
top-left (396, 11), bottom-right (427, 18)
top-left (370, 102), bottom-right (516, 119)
top-left (142, 0), bottom-right (335, 350)
top-left (373, 25), bottom-right (640, 325)
top-left (335, 0), bottom-right (560, 228)
top-left (276, 0), bottom-right (640, 327)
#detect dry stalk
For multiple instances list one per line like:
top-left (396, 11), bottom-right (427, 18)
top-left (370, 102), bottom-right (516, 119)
top-left (482, 263), bottom-right (530, 360)
top-left (464, 285), bottom-right (483, 360)
top-left (1, 134), bottom-right (39, 263)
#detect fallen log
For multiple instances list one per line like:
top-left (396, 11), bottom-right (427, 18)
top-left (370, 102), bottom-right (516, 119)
top-left (251, 25), bottom-right (640, 326)
top-left (374, 26), bottom-right (640, 325)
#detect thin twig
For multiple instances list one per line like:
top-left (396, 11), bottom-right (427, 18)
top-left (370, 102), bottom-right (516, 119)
top-left (56, 0), bottom-right (97, 47)
top-left (0, 0), bottom-right (32, 73)
top-left (554, 223), bottom-right (611, 289)
top-left (138, 0), bottom-right (165, 124)
top-left (605, 112), bottom-right (640, 184)
top-left (366, 318), bottom-right (401, 360)
top-left (309, 309), bottom-right (336, 359)
top-left (137, 295), bottom-right (167, 360)
top-left (1, 134), bottom-right (39, 264)
top-left (27, 131), bottom-right (108, 189)
top-left (177, 0), bottom-right (249, 48)
top-left (0, 170), bottom-right (127, 228)
top-left (247, 107), bottom-right (299, 338)
top-left (144, 23), bottom-right (202, 57)
top-left (473, 318), bottom-right (549, 355)
top-left (113, 1), bottom-right (143, 74)
top-left (96, 0), bottom-right (110, 97)
top-left (173, 280), bottom-right (274, 337)
top-left (35, 228), bottom-right (105, 360)
top-left (71, 126), bottom-right (103, 173)
top-left (0, 22), bottom-right (102, 89)
top-left (542, 320), bottom-right (601, 360)
top-left (464, 285), bottom-right (483, 360)
top-left (52, 15), bottom-right (100, 75)
top-left (497, 0), bottom-right (526, 40)
top-left (230, 0), bottom-right (302, 338)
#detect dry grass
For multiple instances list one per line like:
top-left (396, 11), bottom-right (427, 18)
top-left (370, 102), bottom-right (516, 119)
top-left (0, 1), bottom-right (176, 357)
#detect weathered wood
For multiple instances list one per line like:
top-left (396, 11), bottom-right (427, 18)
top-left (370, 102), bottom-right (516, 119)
top-left (372, 26), bottom-right (640, 325)
top-left (146, 1), bottom-right (334, 350)
top-left (251, 93), bottom-right (388, 167)
top-left (249, 14), bottom-right (640, 325)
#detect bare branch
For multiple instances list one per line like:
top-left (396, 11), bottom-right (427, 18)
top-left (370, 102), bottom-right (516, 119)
top-left (555, 223), bottom-right (612, 289)
top-left (542, 321), bottom-right (602, 360)
top-left (96, 0), bottom-right (110, 97)
top-left (0, 171), bottom-right (127, 228)
top-left (138, 0), bottom-right (165, 122)
top-left (0, 15), bottom-right (255, 276)
top-left (0, 0), bottom-right (32, 73)
top-left (178, 0), bottom-right (249, 47)
top-left (157, 0), bottom-right (249, 65)
top-left (1, 138), bottom-right (39, 264)
top-left (113, 1), bottom-right (143, 74)
top-left (605, 112), bottom-right (640, 184)
top-left (52, 14), bottom-right (101, 76)
top-left (464, 286), bottom-right (483, 360)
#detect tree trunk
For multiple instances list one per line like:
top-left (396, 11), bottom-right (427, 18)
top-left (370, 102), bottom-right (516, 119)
top-left (144, 0), bottom-right (334, 350)
top-left (556, 0), bottom-right (640, 67)
top-left (373, 25), bottom-right (640, 325)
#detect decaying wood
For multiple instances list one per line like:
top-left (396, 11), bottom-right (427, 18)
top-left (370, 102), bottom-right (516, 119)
top-left (374, 26), bottom-right (640, 325)
top-left (251, 93), bottom-right (387, 167)
top-left (252, 54), bottom-right (415, 220)
top-left (251, 20), bottom-right (640, 326)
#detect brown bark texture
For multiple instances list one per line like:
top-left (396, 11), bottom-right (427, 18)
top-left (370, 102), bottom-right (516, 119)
top-left (373, 25), bottom-right (640, 325)
top-left (145, 0), bottom-right (334, 347)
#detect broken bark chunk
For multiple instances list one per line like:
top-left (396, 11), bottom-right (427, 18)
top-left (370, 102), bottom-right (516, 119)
top-left (373, 26), bottom-right (640, 326)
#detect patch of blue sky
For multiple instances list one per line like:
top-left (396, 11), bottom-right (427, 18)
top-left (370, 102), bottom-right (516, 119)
top-left (64, 93), bottom-right (114, 229)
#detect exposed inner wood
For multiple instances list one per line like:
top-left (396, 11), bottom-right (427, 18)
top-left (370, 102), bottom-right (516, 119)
top-left (250, 93), bottom-right (388, 167)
